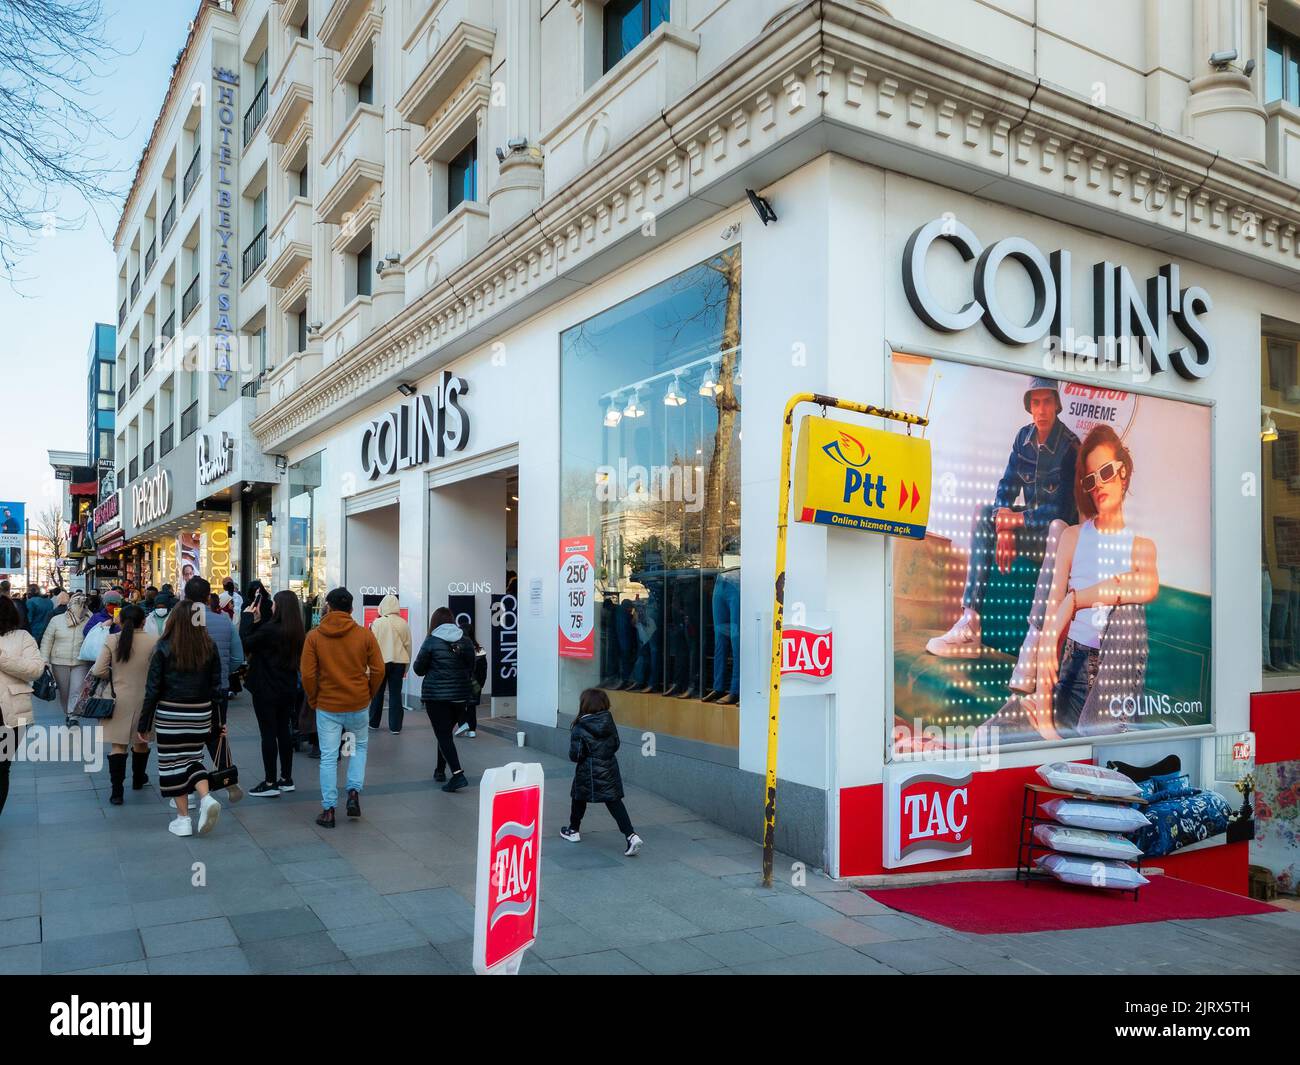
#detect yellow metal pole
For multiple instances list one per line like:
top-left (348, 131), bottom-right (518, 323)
top-left (762, 393), bottom-right (928, 888)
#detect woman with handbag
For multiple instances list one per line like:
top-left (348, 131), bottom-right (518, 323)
top-left (240, 589), bottom-right (306, 797)
top-left (90, 604), bottom-right (158, 805)
top-left (0, 596), bottom-right (44, 818)
top-left (137, 596), bottom-right (225, 837)
top-left (40, 591), bottom-right (89, 727)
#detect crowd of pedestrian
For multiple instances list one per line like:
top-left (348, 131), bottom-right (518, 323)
top-left (0, 575), bottom-right (643, 855)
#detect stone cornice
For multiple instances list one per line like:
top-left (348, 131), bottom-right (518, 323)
top-left (251, 0), bottom-right (1300, 451)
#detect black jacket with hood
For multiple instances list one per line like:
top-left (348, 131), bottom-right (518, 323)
top-left (239, 612), bottom-right (300, 705)
top-left (412, 623), bottom-right (476, 703)
top-left (569, 708), bottom-right (624, 803)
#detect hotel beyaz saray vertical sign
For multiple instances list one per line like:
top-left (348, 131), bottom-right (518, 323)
top-left (213, 67), bottom-right (239, 392)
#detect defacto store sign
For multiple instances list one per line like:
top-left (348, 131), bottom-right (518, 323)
top-left (197, 432), bottom-right (234, 487)
top-left (558, 536), bottom-right (595, 658)
top-left (360, 370), bottom-right (470, 480)
top-left (132, 469), bottom-right (171, 528)
top-left (781, 625), bottom-right (833, 681)
top-left (473, 762), bottom-right (543, 975)
top-left (902, 217), bottom-right (1215, 380)
top-left (793, 416), bottom-right (931, 538)
top-left (883, 762), bottom-right (974, 868)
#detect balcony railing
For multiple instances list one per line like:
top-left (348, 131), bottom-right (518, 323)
top-left (116, 385), bottom-right (126, 411)
top-left (242, 225), bottom-right (268, 282)
top-left (144, 239), bottom-right (156, 276)
top-left (130, 273), bottom-right (140, 303)
top-left (183, 144), bottom-right (201, 202)
top-left (160, 423), bottom-right (174, 458)
top-left (117, 298), bottom-right (127, 327)
top-left (180, 400), bottom-right (198, 440)
top-left (143, 344), bottom-right (155, 376)
top-left (240, 373), bottom-right (264, 399)
top-left (142, 443), bottom-right (154, 471)
top-left (128, 457), bottom-right (139, 483)
top-left (182, 275), bottom-right (200, 321)
top-left (161, 311), bottom-right (175, 342)
top-left (161, 197), bottom-right (176, 244)
top-left (243, 79), bottom-right (269, 145)
top-left (129, 364), bottom-right (140, 394)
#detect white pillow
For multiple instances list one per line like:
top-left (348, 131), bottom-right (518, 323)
top-left (1037, 761), bottom-right (1143, 799)
top-left (1035, 853), bottom-right (1149, 890)
top-left (1040, 797), bottom-right (1150, 833)
top-left (1033, 822), bottom-right (1144, 861)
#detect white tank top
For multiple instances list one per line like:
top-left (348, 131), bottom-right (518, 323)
top-left (1067, 519), bottom-right (1136, 649)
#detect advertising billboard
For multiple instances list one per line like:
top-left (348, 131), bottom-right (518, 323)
top-left (0, 501), bottom-right (25, 575)
top-left (890, 355), bottom-right (1212, 755)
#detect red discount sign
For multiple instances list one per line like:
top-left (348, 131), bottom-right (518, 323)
top-left (558, 536), bottom-right (595, 659)
top-left (474, 762), bottom-right (544, 975)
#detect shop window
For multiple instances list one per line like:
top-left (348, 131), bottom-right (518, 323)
top-left (1266, 22), bottom-right (1300, 107)
top-left (603, 0), bottom-right (670, 73)
top-left (357, 65), bottom-right (374, 107)
top-left (289, 451), bottom-right (327, 628)
top-left (1263, 331), bottom-right (1300, 680)
top-left (447, 139), bottom-right (478, 214)
top-left (560, 248), bottom-right (742, 751)
top-left (353, 242), bottom-right (373, 299)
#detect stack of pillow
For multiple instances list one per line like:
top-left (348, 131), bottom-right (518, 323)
top-left (1032, 762), bottom-right (1152, 891)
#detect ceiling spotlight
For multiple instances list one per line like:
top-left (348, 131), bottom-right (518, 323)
top-left (396, 382), bottom-right (417, 397)
top-left (603, 397), bottom-right (623, 428)
top-left (623, 390), bottom-right (645, 419)
top-left (746, 188), bottom-right (777, 225)
top-left (663, 374), bottom-right (686, 407)
top-left (1263, 412), bottom-right (1279, 443)
top-left (699, 360), bottom-right (719, 396)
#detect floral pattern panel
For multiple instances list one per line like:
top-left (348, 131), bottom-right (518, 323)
top-left (1253, 759), bottom-right (1300, 895)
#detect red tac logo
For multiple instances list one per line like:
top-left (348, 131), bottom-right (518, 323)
top-left (781, 627), bottom-right (833, 678)
top-left (898, 774), bottom-right (972, 858)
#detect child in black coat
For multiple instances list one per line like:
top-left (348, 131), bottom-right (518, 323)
top-left (560, 688), bottom-right (643, 856)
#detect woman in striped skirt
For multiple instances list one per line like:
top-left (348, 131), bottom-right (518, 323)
top-left (137, 598), bottom-right (225, 837)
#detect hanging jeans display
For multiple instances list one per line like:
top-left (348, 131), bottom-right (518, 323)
top-left (712, 570), bottom-right (740, 696)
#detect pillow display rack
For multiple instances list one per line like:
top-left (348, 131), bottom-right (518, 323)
top-left (1018, 763), bottom-right (1151, 900)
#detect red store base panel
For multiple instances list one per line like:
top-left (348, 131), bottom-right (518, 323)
top-left (839, 763), bottom-right (1249, 895)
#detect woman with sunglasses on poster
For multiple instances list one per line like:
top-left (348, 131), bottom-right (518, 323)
top-left (1026, 425), bottom-right (1160, 740)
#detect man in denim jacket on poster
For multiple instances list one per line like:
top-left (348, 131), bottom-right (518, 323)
top-left (927, 377), bottom-right (1080, 658)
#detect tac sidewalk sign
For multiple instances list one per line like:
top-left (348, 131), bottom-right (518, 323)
top-left (473, 761), bottom-right (544, 975)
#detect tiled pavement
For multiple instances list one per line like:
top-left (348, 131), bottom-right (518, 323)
top-left (2, 693), bottom-right (1299, 975)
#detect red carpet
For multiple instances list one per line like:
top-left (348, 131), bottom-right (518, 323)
top-left (863, 876), bottom-right (1280, 934)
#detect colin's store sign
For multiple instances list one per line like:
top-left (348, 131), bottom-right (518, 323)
top-left (793, 416), bottom-right (931, 539)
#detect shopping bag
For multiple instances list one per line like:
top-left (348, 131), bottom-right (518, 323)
top-left (78, 621), bottom-right (111, 663)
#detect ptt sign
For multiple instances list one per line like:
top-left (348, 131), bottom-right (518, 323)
top-left (883, 762), bottom-right (974, 868)
top-left (792, 416), bottom-right (931, 539)
top-left (474, 762), bottom-right (543, 975)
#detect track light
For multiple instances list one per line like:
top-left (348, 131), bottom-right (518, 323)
top-left (603, 397), bottom-right (623, 428)
top-left (396, 383), bottom-right (417, 397)
top-left (623, 390), bottom-right (644, 419)
top-left (663, 374), bottom-right (686, 407)
top-left (699, 360), bottom-right (719, 396)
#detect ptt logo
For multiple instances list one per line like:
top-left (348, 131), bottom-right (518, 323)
top-left (821, 430), bottom-right (870, 468)
top-left (822, 430), bottom-right (887, 507)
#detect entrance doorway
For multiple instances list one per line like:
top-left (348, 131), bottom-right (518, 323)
top-left (427, 463), bottom-right (518, 716)
top-left (344, 495), bottom-right (401, 621)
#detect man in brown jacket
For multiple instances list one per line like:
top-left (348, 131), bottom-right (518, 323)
top-left (301, 587), bottom-right (384, 828)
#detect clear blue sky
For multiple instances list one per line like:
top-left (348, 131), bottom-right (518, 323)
top-left (2, 0), bottom-right (197, 522)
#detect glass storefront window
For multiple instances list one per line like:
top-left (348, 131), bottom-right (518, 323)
top-left (1262, 330), bottom-right (1300, 679)
top-left (560, 248), bottom-right (742, 750)
top-left (289, 452), bottom-right (327, 628)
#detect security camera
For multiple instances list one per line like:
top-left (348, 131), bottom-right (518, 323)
top-left (495, 146), bottom-right (506, 164)
top-left (1244, 58), bottom-right (1257, 77)
top-left (1209, 48), bottom-right (1238, 68)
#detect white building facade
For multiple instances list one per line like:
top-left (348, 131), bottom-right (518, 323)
top-left (116, 0), bottom-right (1300, 880)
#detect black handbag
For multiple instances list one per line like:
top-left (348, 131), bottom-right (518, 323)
top-left (79, 672), bottom-right (116, 720)
top-left (32, 666), bottom-right (58, 703)
top-left (209, 731), bottom-right (239, 791)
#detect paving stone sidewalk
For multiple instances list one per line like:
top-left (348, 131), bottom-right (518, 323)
top-left (2, 693), bottom-right (1299, 975)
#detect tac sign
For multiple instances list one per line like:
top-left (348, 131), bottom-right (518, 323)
top-left (780, 625), bottom-right (833, 681)
top-left (883, 762), bottom-right (974, 868)
top-left (793, 416), bottom-right (931, 539)
top-left (473, 762), bottom-right (543, 975)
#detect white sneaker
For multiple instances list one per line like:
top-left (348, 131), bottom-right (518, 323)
top-left (466, 731), bottom-right (476, 738)
top-left (197, 794), bottom-right (221, 836)
top-left (925, 610), bottom-right (988, 658)
top-left (1007, 624), bottom-right (1041, 693)
top-left (167, 816), bottom-right (193, 837)
top-left (559, 826), bottom-right (581, 843)
top-left (624, 833), bottom-right (644, 857)
top-left (453, 723), bottom-right (469, 737)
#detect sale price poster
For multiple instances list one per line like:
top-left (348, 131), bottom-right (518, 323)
top-left (558, 536), bottom-right (595, 659)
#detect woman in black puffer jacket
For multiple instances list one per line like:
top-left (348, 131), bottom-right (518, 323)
top-left (240, 589), bottom-right (306, 798)
top-left (412, 607), bottom-right (475, 793)
top-left (560, 688), bottom-right (643, 856)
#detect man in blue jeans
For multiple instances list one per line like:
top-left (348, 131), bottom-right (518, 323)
top-left (300, 587), bottom-right (385, 828)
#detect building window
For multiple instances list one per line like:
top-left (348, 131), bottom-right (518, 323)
top-left (98, 362), bottom-right (114, 392)
top-left (603, 0), bottom-right (669, 73)
top-left (447, 139), bottom-right (478, 213)
top-left (1263, 330), bottom-right (1300, 679)
top-left (354, 243), bottom-right (373, 299)
top-left (296, 309), bottom-right (308, 353)
top-left (559, 247), bottom-right (742, 750)
top-left (357, 65), bottom-right (374, 106)
top-left (1267, 23), bottom-right (1300, 106)
top-left (296, 166), bottom-right (308, 198)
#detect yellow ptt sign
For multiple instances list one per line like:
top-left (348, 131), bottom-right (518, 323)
top-left (793, 415), bottom-right (931, 539)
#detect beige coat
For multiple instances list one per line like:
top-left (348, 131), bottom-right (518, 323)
top-left (0, 629), bottom-right (46, 728)
top-left (370, 594), bottom-right (412, 665)
top-left (40, 607), bottom-right (88, 666)
top-left (90, 629), bottom-right (160, 747)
